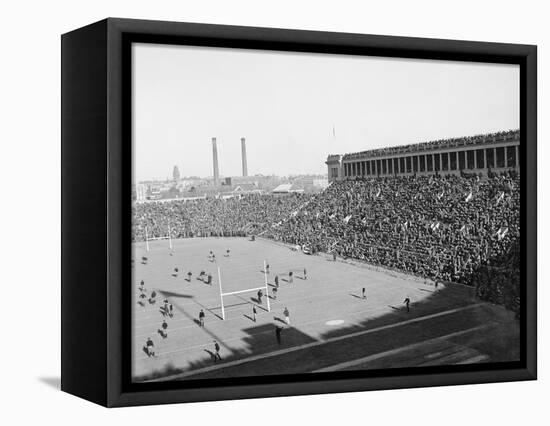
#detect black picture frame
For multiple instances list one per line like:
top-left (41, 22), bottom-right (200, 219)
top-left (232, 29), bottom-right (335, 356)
top-left (61, 17), bottom-right (537, 407)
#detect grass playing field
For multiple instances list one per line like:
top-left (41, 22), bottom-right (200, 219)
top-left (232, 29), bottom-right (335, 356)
top-left (132, 237), bottom-right (519, 382)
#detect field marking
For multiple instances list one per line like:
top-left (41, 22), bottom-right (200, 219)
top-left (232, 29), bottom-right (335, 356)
top-left (312, 323), bottom-right (493, 373)
top-left (147, 303), bottom-right (482, 381)
top-left (455, 355), bottom-right (489, 364)
top-left (132, 282), bottom-right (428, 336)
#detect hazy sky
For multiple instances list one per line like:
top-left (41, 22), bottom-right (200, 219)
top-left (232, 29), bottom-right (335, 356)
top-left (132, 43), bottom-right (519, 182)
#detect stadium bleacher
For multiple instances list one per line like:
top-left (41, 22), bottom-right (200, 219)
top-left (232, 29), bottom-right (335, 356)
top-left (133, 171), bottom-right (520, 315)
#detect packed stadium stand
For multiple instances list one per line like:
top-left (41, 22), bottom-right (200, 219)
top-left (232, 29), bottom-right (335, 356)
top-left (326, 129), bottom-right (519, 181)
top-left (133, 131), bottom-right (520, 315)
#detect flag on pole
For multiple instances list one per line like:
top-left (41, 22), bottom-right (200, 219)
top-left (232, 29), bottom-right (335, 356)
top-left (343, 214), bottom-right (352, 224)
top-left (496, 191), bottom-right (505, 205)
top-left (430, 221), bottom-right (440, 231)
top-left (496, 226), bottom-right (509, 241)
top-left (465, 191), bottom-right (473, 202)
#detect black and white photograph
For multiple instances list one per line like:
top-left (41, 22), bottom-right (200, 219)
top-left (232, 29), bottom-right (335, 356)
top-left (131, 43), bottom-right (521, 383)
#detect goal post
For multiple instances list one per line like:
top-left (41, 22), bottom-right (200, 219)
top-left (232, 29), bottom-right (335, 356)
top-left (144, 225), bottom-right (173, 252)
top-left (217, 262), bottom-right (271, 320)
top-left (263, 260), bottom-right (271, 313)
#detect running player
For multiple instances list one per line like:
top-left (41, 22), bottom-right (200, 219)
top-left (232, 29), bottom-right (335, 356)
top-left (274, 275), bottom-right (279, 287)
top-left (214, 341), bottom-right (222, 361)
top-left (275, 325), bottom-right (282, 345)
top-left (145, 337), bottom-right (155, 357)
top-left (199, 309), bottom-right (205, 327)
top-left (303, 268), bottom-right (307, 280)
top-left (161, 320), bottom-right (168, 338)
top-left (252, 306), bottom-right (257, 322)
top-left (403, 297), bottom-right (411, 313)
top-left (257, 289), bottom-right (263, 304)
top-left (283, 307), bottom-right (290, 325)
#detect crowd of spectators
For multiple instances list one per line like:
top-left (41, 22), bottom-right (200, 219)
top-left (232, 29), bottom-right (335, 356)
top-left (264, 172), bottom-right (520, 306)
top-left (343, 129), bottom-right (520, 160)
top-left (133, 172), bottom-right (520, 314)
top-left (132, 193), bottom-right (309, 241)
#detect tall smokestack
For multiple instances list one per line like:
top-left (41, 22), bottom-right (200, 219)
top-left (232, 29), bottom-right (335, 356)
top-left (241, 137), bottom-right (248, 177)
top-left (212, 137), bottom-right (219, 186)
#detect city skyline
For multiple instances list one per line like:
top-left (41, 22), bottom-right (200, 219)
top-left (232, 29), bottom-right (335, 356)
top-left (132, 43), bottom-right (519, 182)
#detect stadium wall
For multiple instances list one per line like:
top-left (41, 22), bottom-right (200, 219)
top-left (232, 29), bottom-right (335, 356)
top-left (327, 131), bottom-right (520, 182)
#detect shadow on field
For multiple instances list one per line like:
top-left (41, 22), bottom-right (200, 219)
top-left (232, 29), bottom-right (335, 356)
top-left (157, 291), bottom-right (194, 299)
top-left (134, 323), bottom-right (317, 382)
top-left (323, 284), bottom-right (476, 342)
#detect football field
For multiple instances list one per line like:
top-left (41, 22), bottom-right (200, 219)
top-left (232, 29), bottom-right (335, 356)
top-left (132, 237), bottom-right (519, 382)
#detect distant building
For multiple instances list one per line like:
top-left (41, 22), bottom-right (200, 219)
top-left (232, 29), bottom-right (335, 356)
top-left (172, 165), bottom-right (181, 182)
top-left (272, 183), bottom-right (305, 194)
top-left (136, 184), bottom-right (147, 201)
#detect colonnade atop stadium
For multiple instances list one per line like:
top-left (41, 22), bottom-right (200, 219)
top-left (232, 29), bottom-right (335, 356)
top-left (326, 130), bottom-right (520, 182)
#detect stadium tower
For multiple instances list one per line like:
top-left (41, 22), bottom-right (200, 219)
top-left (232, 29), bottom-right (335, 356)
top-left (172, 165), bottom-right (180, 182)
top-left (212, 137), bottom-right (220, 186)
top-left (241, 137), bottom-right (248, 177)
